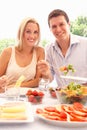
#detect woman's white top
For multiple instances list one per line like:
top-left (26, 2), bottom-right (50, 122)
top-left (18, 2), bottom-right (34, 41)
top-left (5, 47), bottom-right (37, 84)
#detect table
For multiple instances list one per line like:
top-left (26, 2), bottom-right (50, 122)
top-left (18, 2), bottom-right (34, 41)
top-left (0, 88), bottom-right (87, 130)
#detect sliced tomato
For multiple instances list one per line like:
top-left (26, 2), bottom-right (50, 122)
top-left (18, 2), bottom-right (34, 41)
top-left (46, 111), bottom-right (60, 116)
top-left (43, 113), bottom-right (67, 121)
top-left (44, 106), bottom-right (57, 112)
top-left (72, 109), bottom-right (87, 117)
top-left (72, 102), bottom-right (87, 113)
top-left (73, 102), bottom-right (83, 110)
top-left (70, 112), bottom-right (87, 122)
top-left (59, 111), bottom-right (67, 118)
top-left (79, 108), bottom-right (87, 113)
top-left (61, 105), bottom-right (73, 114)
top-left (36, 108), bottom-right (43, 114)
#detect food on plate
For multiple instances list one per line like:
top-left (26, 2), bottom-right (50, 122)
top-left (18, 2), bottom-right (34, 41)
top-left (59, 64), bottom-right (75, 75)
top-left (49, 88), bottom-right (57, 98)
top-left (0, 112), bottom-right (27, 120)
top-left (0, 102), bottom-right (27, 120)
top-left (26, 89), bottom-right (44, 104)
top-left (56, 82), bottom-right (87, 104)
top-left (1, 102), bottom-right (26, 113)
top-left (36, 102), bottom-right (87, 122)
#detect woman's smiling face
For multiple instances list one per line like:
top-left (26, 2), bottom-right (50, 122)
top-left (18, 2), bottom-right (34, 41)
top-left (23, 22), bottom-right (39, 47)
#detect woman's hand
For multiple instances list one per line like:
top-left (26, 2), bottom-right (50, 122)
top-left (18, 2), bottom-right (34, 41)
top-left (0, 75), bottom-right (8, 93)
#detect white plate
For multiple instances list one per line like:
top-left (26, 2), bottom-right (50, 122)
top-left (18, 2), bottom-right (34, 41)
top-left (0, 88), bottom-right (35, 97)
top-left (37, 114), bottom-right (87, 128)
top-left (0, 101), bottom-right (34, 123)
top-left (19, 88), bottom-right (29, 95)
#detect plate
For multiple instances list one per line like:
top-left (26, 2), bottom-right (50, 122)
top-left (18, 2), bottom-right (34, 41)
top-left (36, 114), bottom-right (87, 127)
top-left (19, 88), bottom-right (30, 95)
top-left (0, 88), bottom-right (35, 97)
top-left (36, 104), bottom-right (87, 128)
top-left (0, 101), bottom-right (34, 123)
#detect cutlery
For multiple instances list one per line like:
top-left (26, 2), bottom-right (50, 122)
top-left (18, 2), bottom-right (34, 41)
top-left (60, 75), bottom-right (87, 81)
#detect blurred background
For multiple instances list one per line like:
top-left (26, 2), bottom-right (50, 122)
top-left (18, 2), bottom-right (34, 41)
top-left (0, 0), bottom-right (87, 52)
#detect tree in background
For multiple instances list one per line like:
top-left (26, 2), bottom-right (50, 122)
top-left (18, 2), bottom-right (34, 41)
top-left (40, 39), bottom-right (50, 47)
top-left (70, 16), bottom-right (87, 37)
top-left (0, 39), bottom-right (15, 53)
top-left (42, 16), bottom-right (87, 47)
top-left (0, 16), bottom-right (87, 53)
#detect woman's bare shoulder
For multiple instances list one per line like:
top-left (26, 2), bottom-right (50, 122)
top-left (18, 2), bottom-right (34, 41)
top-left (35, 46), bottom-right (45, 52)
top-left (34, 46), bottom-right (45, 60)
top-left (1, 47), bottom-right (12, 58)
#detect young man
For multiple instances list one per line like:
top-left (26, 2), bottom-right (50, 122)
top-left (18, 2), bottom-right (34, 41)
top-left (37, 9), bottom-right (87, 86)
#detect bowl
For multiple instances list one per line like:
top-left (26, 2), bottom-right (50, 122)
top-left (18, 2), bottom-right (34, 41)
top-left (49, 88), bottom-right (57, 98)
top-left (26, 89), bottom-right (44, 104)
top-left (56, 82), bottom-right (87, 104)
top-left (5, 86), bottom-right (20, 100)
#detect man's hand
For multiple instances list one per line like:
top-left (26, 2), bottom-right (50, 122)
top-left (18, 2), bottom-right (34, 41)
top-left (37, 60), bottom-right (53, 81)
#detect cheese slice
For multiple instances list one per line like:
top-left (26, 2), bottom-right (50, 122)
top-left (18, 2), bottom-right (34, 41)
top-left (0, 102), bottom-right (27, 120)
top-left (0, 112), bottom-right (27, 120)
top-left (1, 102), bottom-right (26, 113)
top-left (15, 75), bottom-right (26, 87)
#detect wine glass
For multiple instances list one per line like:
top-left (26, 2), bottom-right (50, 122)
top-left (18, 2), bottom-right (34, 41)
top-left (39, 78), bottom-right (50, 91)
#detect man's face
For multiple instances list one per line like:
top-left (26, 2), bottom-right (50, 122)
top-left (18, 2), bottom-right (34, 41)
top-left (49, 15), bottom-right (70, 42)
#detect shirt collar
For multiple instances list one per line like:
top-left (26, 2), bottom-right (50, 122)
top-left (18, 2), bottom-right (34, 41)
top-left (52, 33), bottom-right (80, 49)
top-left (70, 34), bottom-right (80, 45)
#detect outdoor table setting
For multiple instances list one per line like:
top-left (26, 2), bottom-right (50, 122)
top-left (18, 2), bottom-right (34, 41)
top-left (0, 87), bottom-right (87, 130)
top-left (0, 74), bottom-right (87, 130)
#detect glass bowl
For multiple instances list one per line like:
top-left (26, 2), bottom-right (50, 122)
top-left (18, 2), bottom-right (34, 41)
top-left (56, 82), bottom-right (87, 105)
top-left (26, 89), bottom-right (44, 104)
top-left (49, 88), bottom-right (57, 98)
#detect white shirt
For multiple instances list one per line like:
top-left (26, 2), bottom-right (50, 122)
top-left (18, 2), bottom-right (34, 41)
top-left (45, 34), bottom-right (87, 87)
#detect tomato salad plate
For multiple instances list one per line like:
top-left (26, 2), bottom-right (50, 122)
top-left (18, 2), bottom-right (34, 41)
top-left (36, 102), bottom-right (87, 127)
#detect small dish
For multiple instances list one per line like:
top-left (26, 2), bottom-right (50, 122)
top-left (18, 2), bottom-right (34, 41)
top-left (26, 89), bottom-right (44, 104)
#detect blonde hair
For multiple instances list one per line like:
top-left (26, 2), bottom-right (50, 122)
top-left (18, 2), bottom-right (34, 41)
top-left (17, 17), bottom-right (40, 50)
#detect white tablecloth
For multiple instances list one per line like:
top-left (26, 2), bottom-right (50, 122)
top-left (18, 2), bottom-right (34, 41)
top-left (0, 88), bottom-right (87, 130)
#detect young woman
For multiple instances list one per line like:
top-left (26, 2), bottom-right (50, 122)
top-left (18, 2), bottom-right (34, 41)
top-left (0, 17), bottom-right (45, 88)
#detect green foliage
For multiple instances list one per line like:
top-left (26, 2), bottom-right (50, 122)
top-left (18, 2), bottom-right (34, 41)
top-left (40, 39), bottom-right (49, 47)
top-left (70, 16), bottom-right (87, 37)
top-left (0, 38), bottom-right (16, 53)
top-left (0, 16), bottom-right (87, 53)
